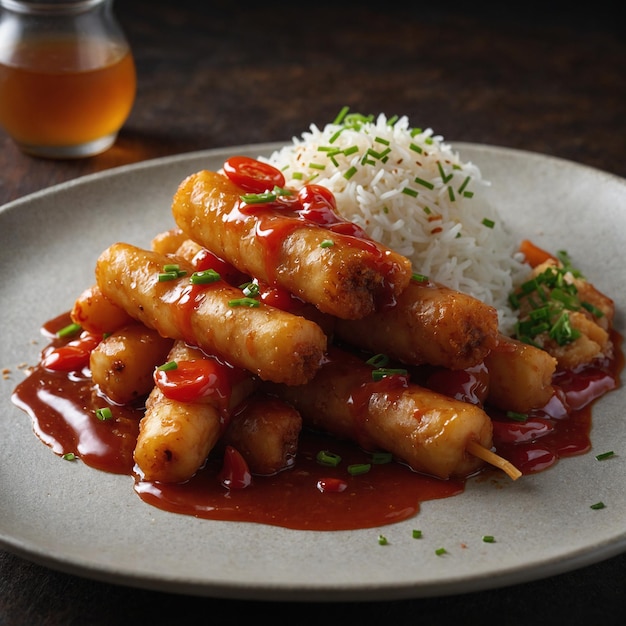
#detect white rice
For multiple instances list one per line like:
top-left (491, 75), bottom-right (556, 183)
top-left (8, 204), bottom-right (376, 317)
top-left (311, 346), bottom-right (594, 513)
top-left (264, 111), bottom-right (530, 334)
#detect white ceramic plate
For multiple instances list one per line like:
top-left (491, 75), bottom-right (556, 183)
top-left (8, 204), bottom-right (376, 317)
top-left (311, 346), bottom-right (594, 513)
top-left (1, 143), bottom-right (624, 602)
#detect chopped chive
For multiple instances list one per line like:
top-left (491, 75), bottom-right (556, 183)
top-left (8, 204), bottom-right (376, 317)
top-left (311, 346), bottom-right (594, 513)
top-left (412, 529), bottom-right (423, 539)
top-left (228, 297), bottom-right (260, 308)
top-left (590, 502), bottom-right (606, 510)
top-left (435, 547), bottom-right (447, 556)
top-left (378, 534), bottom-right (388, 545)
top-left (292, 172), bottom-right (304, 180)
top-left (482, 218), bottom-right (495, 228)
top-left (347, 463), bottom-right (371, 476)
top-left (411, 272), bottom-right (429, 282)
top-left (414, 176), bottom-right (435, 190)
top-left (333, 105), bottom-right (350, 125)
top-left (320, 239), bottom-right (334, 248)
top-left (309, 163), bottom-right (326, 171)
top-left (343, 166), bottom-right (358, 180)
top-left (409, 143), bottom-right (423, 154)
top-left (447, 186), bottom-right (456, 202)
top-left (595, 451), bottom-right (615, 461)
top-left (436, 162), bottom-right (453, 183)
top-left (374, 136), bottom-right (390, 146)
top-left (482, 535), bottom-right (496, 543)
top-left (158, 271), bottom-right (179, 282)
top-left (371, 451), bottom-right (393, 464)
top-left (240, 281), bottom-right (260, 297)
top-left (62, 452), bottom-right (77, 461)
top-left (402, 187), bottom-right (418, 198)
top-left (56, 322), bottom-right (82, 338)
top-left (366, 353), bottom-right (389, 367)
top-left (95, 407), bottom-right (113, 421)
top-left (372, 367), bottom-right (408, 381)
top-left (157, 361), bottom-right (178, 371)
top-left (190, 269), bottom-right (221, 285)
top-left (343, 145), bottom-right (359, 157)
top-left (506, 411), bottom-right (528, 422)
top-left (316, 450), bottom-right (342, 467)
top-left (458, 176), bottom-right (471, 194)
top-left (240, 191), bottom-right (277, 204)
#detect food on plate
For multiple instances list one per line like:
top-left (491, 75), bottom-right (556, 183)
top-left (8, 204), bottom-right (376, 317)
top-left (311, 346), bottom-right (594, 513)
top-left (95, 242), bottom-right (328, 385)
top-left (12, 109), bottom-right (621, 530)
top-left (265, 345), bottom-right (502, 480)
top-left (171, 166), bottom-right (413, 319)
top-left (334, 277), bottom-right (500, 370)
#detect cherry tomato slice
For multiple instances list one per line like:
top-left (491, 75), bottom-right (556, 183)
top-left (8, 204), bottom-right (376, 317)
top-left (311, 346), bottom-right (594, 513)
top-left (153, 359), bottom-right (231, 405)
top-left (316, 477), bottom-right (348, 493)
top-left (42, 331), bottom-right (101, 371)
top-left (219, 445), bottom-right (252, 489)
top-left (223, 156), bottom-right (285, 193)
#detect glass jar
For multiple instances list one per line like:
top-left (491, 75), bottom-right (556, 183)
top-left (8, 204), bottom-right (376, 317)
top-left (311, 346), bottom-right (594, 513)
top-left (0, 0), bottom-right (136, 158)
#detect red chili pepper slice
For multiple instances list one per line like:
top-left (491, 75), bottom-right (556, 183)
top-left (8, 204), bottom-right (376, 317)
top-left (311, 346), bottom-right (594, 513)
top-left (154, 359), bottom-right (231, 405)
top-left (316, 477), bottom-right (348, 493)
top-left (223, 156), bottom-right (285, 193)
top-left (218, 445), bottom-right (252, 489)
top-left (42, 331), bottom-right (101, 371)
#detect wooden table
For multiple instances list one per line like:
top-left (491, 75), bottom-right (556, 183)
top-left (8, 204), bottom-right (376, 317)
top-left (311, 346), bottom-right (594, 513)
top-left (1, 2), bottom-right (624, 623)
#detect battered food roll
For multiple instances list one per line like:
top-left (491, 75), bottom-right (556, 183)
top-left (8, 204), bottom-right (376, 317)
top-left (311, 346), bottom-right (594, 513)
top-left (171, 169), bottom-right (413, 320)
top-left (335, 278), bottom-right (500, 370)
top-left (95, 242), bottom-right (328, 385)
top-left (267, 346), bottom-right (505, 480)
top-left (134, 341), bottom-right (257, 483)
top-left (220, 392), bottom-right (302, 476)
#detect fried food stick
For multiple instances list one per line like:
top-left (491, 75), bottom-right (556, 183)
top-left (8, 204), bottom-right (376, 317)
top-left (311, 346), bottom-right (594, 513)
top-left (220, 392), bottom-right (302, 475)
top-left (171, 169), bottom-right (413, 319)
top-left (335, 278), bottom-right (500, 370)
top-left (266, 346), bottom-right (519, 480)
top-left (90, 323), bottom-right (173, 405)
top-left (95, 243), bottom-right (327, 385)
top-left (134, 341), bottom-right (257, 482)
top-left (484, 334), bottom-right (557, 414)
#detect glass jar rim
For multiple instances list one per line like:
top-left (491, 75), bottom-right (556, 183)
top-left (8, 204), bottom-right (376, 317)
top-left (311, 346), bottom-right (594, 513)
top-left (0, 0), bottom-right (107, 14)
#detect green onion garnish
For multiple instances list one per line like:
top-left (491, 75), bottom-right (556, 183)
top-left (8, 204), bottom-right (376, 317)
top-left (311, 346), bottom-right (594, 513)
top-left (590, 502), bottom-right (606, 510)
top-left (482, 535), bottom-right (496, 543)
top-left (62, 452), bottom-right (77, 461)
top-left (595, 451), bottom-right (615, 461)
top-left (316, 450), bottom-right (342, 467)
top-left (506, 411), bottom-right (528, 422)
top-left (240, 192), bottom-right (277, 204)
top-left (240, 281), bottom-right (260, 297)
top-left (371, 451), bottom-right (393, 464)
top-left (435, 547), bottom-right (447, 556)
top-left (228, 297), bottom-right (260, 308)
top-left (320, 239), bottom-right (334, 248)
top-left (190, 269), bottom-right (221, 285)
top-left (372, 367), bottom-right (408, 381)
top-left (95, 407), bottom-right (113, 421)
top-left (482, 218), bottom-right (495, 228)
top-left (366, 353), bottom-right (389, 368)
top-left (411, 272), bottom-right (429, 282)
top-left (347, 463), bottom-right (371, 476)
top-left (56, 322), bottom-right (82, 338)
top-left (378, 534), bottom-right (388, 545)
top-left (157, 361), bottom-right (178, 371)
top-left (412, 529), bottom-right (423, 539)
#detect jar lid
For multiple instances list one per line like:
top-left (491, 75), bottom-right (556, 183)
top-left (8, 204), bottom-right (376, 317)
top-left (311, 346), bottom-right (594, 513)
top-left (0, 0), bottom-right (106, 14)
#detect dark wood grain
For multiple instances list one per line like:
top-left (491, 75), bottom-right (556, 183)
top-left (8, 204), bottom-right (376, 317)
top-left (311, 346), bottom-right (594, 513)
top-left (1, 2), bottom-right (625, 624)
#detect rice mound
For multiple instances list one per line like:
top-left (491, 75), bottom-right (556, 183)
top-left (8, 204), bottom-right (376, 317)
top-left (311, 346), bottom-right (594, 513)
top-left (264, 111), bottom-right (529, 334)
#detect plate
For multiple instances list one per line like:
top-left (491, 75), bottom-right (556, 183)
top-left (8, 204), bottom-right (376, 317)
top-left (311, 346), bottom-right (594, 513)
top-left (1, 143), bottom-right (624, 602)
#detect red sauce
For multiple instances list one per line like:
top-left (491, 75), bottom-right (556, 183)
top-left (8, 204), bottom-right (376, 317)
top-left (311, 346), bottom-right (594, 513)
top-left (11, 314), bottom-right (623, 531)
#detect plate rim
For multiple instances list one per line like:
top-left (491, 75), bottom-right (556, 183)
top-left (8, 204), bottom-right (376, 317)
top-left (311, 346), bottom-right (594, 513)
top-left (1, 141), bottom-right (625, 602)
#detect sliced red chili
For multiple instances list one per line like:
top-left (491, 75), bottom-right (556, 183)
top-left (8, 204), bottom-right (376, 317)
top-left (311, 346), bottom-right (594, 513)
top-left (218, 445), bottom-right (252, 489)
top-left (153, 359), bottom-right (231, 406)
top-left (223, 156), bottom-right (285, 193)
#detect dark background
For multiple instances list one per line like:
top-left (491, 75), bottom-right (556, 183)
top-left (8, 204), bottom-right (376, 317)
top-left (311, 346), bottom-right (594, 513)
top-left (1, 2), bottom-right (625, 624)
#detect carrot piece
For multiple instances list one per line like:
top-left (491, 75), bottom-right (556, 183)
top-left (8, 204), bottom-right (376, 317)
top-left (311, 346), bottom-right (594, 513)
top-left (519, 239), bottom-right (557, 268)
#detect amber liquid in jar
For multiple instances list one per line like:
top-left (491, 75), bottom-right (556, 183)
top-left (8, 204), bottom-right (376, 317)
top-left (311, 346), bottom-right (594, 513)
top-left (0, 36), bottom-right (136, 156)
